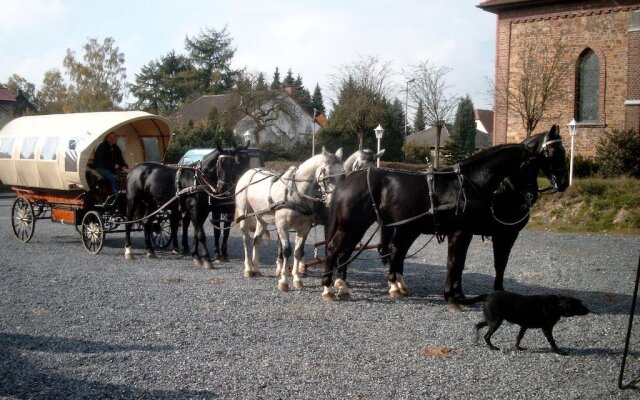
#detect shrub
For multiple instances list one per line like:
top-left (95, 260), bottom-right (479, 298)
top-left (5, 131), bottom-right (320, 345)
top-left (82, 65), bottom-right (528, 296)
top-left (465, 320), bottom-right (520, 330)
top-left (571, 154), bottom-right (599, 178)
top-left (594, 128), bottom-right (640, 178)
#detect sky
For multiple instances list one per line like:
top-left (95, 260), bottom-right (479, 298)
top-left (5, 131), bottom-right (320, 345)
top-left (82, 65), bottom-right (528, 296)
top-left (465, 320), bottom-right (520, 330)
top-left (0, 0), bottom-right (497, 113)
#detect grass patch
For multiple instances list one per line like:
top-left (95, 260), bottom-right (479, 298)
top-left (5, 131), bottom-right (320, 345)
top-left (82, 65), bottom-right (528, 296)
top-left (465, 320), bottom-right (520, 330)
top-left (529, 177), bottom-right (640, 234)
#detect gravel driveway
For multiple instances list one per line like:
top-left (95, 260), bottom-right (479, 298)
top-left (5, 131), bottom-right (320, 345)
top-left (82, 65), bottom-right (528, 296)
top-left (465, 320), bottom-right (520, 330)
top-left (1, 194), bottom-right (639, 399)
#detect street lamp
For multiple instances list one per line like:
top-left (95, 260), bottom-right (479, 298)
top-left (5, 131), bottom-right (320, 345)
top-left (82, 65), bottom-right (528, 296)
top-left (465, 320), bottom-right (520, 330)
top-left (567, 118), bottom-right (577, 186)
top-left (243, 130), bottom-right (251, 144)
top-left (404, 78), bottom-right (415, 159)
top-left (374, 124), bottom-right (385, 167)
top-left (312, 108), bottom-right (318, 157)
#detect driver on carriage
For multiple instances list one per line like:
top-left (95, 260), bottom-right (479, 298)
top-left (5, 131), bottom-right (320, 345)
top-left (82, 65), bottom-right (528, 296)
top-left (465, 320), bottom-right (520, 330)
top-left (94, 132), bottom-right (129, 193)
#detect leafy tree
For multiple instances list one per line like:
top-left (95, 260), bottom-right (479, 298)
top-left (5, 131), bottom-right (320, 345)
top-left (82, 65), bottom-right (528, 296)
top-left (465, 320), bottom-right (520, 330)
top-left (270, 67), bottom-right (281, 89)
top-left (413, 99), bottom-right (426, 131)
top-left (37, 69), bottom-right (67, 114)
top-left (311, 83), bottom-right (325, 115)
top-left (5, 74), bottom-right (36, 103)
top-left (453, 95), bottom-right (476, 155)
top-left (63, 37), bottom-right (127, 111)
top-left (185, 26), bottom-right (238, 94)
top-left (408, 60), bottom-right (457, 167)
top-left (329, 55), bottom-right (394, 149)
top-left (130, 51), bottom-right (198, 115)
top-left (594, 128), bottom-right (640, 178)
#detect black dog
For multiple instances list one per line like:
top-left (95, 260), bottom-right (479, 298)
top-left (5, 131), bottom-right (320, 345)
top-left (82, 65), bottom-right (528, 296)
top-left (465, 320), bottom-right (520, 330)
top-left (475, 290), bottom-right (589, 355)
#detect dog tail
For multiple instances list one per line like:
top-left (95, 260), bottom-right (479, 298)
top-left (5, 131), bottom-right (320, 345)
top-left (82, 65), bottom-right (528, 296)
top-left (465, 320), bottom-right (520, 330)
top-left (456, 293), bottom-right (489, 305)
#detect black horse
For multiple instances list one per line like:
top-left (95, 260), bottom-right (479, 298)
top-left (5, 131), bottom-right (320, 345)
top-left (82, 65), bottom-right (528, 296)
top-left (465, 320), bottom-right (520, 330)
top-left (179, 145), bottom-right (252, 262)
top-left (321, 125), bottom-right (569, 306)
top-left (124, 145), bottom-right (242, 269)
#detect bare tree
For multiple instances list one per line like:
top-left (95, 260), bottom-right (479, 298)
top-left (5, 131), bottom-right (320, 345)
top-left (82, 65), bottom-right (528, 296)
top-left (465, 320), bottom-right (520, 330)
top-left (494, 36), bottom-right (569, 137)
top-left (409, 61), bottom-right (458, 168)
top-left (227, 72), bottom-right (300, 145)
top-left (329, 55), bottom-right (394, 149)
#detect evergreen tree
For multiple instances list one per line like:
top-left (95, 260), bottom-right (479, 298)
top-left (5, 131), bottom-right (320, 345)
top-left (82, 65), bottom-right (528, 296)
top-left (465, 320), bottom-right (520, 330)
top-left (184, 26), bottom-right (238, 94)
top-left (283, 68), bottom-right (295, 86)
top-left (453, 95), bottom-right (476, 155)
top-left (311, 83), bottom-right (326, 115)
top-left (414, 99), bottom-right (426, 131)
top-left (255, 72), bottom-right (268, 91)
top-left (270, 67), bottom-right (281, 89)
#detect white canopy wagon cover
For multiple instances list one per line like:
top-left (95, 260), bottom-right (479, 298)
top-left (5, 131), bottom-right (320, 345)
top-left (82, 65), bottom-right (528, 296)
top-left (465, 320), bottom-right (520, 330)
top-left (0, 111), bottom-right (171, 191)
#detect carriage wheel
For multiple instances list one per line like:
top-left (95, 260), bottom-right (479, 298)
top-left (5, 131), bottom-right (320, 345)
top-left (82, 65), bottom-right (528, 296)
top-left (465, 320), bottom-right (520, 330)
top-left (151, 214), bottom-right (172, 249)
top-left (81, 211), bottom-right (105, 254)
top-left (11, 196), bottom-right (36, 243)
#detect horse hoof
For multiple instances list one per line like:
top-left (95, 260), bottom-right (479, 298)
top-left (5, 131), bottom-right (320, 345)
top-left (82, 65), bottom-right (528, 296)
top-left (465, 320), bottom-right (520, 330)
top-left (399, 288), bottom-right (410, 296)
top-left (337, 292), bottom-right (351, 301)
top-left (446, 303), bottom-right (463, 313)
top-left (171, 249), bottom-right (179, 256)
top-left (389, 290), bottom-right (404, 298)
top-left (202, 260), bottom-right (214, 270)
top-left (244, 270), bottom-right (260, 278)
top-left (293, 280), bottom-right (303, 289)
top-left (322, 293), bottom-right (337, 302)
top-left (146, 251), bottom-right (157, 259)
top-left (193, 258), bottom-right (204, 268)
top-left (278, 282), bottom-right (289, 292)
top-left (125, 253), bottom-right (134, 260)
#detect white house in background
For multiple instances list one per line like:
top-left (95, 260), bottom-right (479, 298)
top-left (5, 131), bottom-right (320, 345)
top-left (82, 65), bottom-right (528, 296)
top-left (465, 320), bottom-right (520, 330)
top-left (172, 88), bottom-right (325, 146)
top-left (475, 109), bottom-right (494, 136)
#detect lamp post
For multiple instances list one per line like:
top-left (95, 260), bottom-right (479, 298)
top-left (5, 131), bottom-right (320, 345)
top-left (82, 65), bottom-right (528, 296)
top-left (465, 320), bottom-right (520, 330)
top-left (567, 118), bottom-right (577, 186)
top-left (374, 124), bottom-right (385, 167)
top-left (312, 108), bottom-right (318, 157)
top-left (404, 78), bottom-right (415, 159)
top-left (243, 130), bottom-right (251, 144)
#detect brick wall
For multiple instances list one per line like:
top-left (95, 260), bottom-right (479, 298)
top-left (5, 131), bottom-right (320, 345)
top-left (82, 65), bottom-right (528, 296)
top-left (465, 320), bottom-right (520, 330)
top-left (490, 1), bottom-right (640, 156)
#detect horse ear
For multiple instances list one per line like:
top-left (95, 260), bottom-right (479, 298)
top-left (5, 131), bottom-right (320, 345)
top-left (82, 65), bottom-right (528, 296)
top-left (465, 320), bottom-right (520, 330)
top-left (335, 148), bottom-right (343, 161)
top-left (376, 149), bottom-right (386, 159)
top-left (322, 146), bottom-right (328, 156)
top-left (244, 140), bottom-right (250, 148)
top-left (550, 124), bottom-right (560, 138)
top-left (231, 140), bottom-right (238, 148)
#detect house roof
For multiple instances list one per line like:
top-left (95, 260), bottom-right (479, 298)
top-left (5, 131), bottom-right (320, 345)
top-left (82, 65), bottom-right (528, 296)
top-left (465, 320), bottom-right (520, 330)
top-left (0, 88), bottom-right (16, 102)
top-left (477, 0), bottom-right (560, 12)
top-left (407, 123), bottom-right (492, 150)
top-left (172, 94), bottom-right (238, 126)
top-left (475, 109), bottom-right (494, 135)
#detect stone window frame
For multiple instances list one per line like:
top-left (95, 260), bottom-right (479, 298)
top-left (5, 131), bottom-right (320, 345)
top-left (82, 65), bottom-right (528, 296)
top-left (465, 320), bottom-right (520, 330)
top-left (571, 45), bottom-right (607, 128)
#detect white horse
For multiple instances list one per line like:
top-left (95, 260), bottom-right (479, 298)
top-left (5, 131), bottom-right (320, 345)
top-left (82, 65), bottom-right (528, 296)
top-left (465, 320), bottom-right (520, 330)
top-left (234, 147), bottom-right (344, 291)
top-left (342, 148), bottom-right (385, 173)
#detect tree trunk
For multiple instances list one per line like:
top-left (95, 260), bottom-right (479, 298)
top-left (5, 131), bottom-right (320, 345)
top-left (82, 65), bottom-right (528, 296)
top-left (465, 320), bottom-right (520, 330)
top-left (434, 126), bottom-right (442, 168)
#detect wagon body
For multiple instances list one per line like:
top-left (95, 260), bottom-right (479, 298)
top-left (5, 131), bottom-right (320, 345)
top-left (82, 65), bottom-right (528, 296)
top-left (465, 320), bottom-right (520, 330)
top-left (2, 111), bottom-right (173, 253)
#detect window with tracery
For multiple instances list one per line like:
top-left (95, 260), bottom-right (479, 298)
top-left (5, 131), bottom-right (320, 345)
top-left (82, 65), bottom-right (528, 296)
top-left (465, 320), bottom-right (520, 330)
top-left (576, 49), bottom-right (599, 122)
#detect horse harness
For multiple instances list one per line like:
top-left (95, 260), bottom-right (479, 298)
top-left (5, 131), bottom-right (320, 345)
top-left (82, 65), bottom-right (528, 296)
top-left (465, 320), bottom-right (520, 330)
top-left (174, 154), bottom-right (237, 208)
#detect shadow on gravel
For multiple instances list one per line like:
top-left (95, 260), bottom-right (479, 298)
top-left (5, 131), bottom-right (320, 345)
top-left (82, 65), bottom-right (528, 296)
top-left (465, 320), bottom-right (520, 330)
top-left (0, 332), bottom-right (216, 399)
top-left (310, 258), bottom-right (635, 316)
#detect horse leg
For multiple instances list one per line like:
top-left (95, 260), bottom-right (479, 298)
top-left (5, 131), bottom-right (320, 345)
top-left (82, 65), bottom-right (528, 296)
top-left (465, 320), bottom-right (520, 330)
top-left (275, 224), bottom-right (292, 292)
top-left (291, 225), bottom-right (311, 289)
top-left (243, 218), bottom-right (265, 278)
top-left (181, 212), bottom-right (190, 256)
top-left (124, 198), bottom-right (138, 260)
top-left (143, 217), bottom-right (157, 259)
top-left (275, 235), bottom-right (285, 277)
top-left (444, 230), bottom-right (473, 309)
top-left (387, 229), bottom-right (419, 298)
top-left (492, 230), bottom-right (519, 291)
top-left (323, 225), bottom-right (367, 301)
top-left (220, 217), bottom-right (231, 261)
top-left (170, 210), bottom-right (180, 255)
top-left (192, 204), bottom-right (213, 269)
top-left (211, 211), bottom-right (222, 262)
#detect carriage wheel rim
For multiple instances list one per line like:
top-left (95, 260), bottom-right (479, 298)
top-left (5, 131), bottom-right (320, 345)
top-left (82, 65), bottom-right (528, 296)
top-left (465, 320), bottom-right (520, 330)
top-left (11, 197), bottom-right (35, 243)
top-left (82, 212), bottom-right (104, 254)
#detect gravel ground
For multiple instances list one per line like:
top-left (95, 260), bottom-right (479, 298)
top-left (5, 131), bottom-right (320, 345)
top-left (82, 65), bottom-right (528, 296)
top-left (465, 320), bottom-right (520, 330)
top-left (1, 194), bottom-right (640, 399)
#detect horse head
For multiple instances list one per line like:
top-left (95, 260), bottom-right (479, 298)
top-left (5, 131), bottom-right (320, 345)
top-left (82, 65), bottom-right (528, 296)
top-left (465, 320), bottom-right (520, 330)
top-left (344, 148), bottom-right (385, 173)
top-left (311, 147), bottom-right (345, 203)
top-left (522, 125), bottom-right (570, 192)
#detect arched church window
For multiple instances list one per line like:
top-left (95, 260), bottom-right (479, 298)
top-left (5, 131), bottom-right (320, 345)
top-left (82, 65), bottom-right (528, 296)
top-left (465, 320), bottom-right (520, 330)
top-left (576, 49), bottom-right (599, 122)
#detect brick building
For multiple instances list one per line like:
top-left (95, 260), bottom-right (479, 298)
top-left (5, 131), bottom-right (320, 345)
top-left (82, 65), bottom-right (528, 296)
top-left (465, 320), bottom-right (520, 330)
top-left (478, 0), bottom-right (640, 156)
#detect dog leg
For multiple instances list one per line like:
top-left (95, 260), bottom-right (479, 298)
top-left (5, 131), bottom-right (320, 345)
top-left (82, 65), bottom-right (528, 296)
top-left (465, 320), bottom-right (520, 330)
top-left (516, 326), bottom-right (528, 350)
top-left (484, 320), bottom-right (502, 351)
top-left (542, 326), bottom-right (566, 355)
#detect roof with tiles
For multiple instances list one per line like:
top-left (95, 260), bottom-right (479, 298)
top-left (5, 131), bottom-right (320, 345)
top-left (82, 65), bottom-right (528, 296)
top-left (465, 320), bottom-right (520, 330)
top-left (0, 87), bottom-right (16, 102)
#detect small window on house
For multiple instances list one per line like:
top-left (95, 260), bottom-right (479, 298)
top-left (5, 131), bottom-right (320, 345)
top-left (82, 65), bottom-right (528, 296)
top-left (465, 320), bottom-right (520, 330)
top-left (0, 137), bottom-right (15, 159)
top-left (40, 137), bottom-right (59, 160)
top-left (20, 136), bottom-right (38, 159)
top-left (576, 49), bottom-right (599, 122)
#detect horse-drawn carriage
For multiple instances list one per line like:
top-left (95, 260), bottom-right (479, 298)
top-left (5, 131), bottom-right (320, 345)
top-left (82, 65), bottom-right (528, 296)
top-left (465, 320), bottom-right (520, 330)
top-left (0, 111), bottom-right (173, 254)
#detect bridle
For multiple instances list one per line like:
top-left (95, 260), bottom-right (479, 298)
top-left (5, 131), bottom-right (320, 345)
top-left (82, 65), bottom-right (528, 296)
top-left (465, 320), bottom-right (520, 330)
top-left (537, 136), bottom-right (567, 193)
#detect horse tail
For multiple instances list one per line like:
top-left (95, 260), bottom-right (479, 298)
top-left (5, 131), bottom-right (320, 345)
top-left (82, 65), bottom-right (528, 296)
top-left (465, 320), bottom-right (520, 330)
top-left (455, 293), bottom-right (489, 305)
